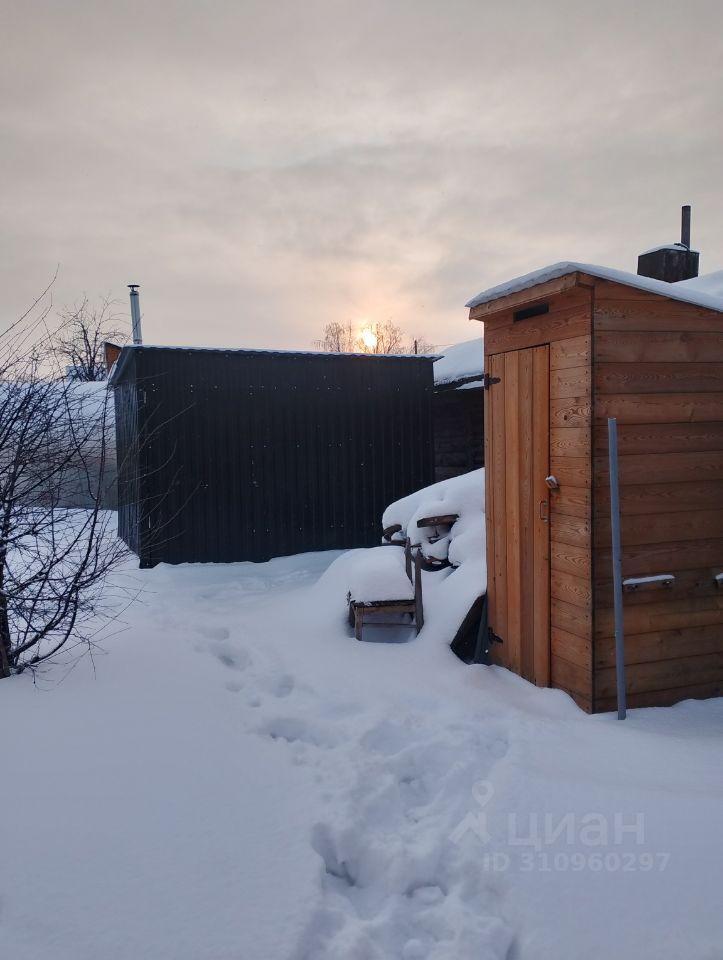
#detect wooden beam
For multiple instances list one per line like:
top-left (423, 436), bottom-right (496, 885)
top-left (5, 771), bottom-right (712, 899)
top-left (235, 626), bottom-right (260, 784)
top-left (416, 514), bottom-right (459, 528)
top-left (468, 272), bottom-right (582, 320)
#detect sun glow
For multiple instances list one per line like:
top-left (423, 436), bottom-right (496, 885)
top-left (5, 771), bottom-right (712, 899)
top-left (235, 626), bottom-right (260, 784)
top-left (360, 326), bottom-right (378, 351)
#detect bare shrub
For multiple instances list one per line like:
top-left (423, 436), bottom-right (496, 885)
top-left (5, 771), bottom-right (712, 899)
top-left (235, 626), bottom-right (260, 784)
top-left (0, 283), bottom-right (128, 677)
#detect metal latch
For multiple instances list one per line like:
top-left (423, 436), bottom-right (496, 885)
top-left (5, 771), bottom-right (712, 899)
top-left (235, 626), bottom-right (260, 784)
top-left (483, 372), bottom-right (501, 390)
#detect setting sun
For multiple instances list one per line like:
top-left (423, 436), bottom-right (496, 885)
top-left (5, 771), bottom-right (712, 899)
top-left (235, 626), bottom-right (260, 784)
top-left (360, 326), bottom-right (378, 351)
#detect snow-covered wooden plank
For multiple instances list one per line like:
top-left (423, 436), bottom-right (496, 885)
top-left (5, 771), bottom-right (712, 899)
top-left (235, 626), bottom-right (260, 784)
top-left (623, 573), bottom-right (675, 593)
top-left (416, 513), bottom-right (459, 528)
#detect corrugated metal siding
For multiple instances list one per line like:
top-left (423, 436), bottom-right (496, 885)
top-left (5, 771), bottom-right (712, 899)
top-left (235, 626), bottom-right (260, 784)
top-left (113, 347), bottom-right (434, 564)
top-left (113, 351), bottom-right (140, 553)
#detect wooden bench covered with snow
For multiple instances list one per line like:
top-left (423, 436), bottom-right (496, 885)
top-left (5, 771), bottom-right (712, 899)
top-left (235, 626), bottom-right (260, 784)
top-left (347, 546), bottom-right (424, 641)
top-left (378, 469), bottom-right (485, 656)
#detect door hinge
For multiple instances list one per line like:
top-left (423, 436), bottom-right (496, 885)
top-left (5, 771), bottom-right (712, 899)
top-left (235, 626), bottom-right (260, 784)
top-left (488, 627), bottom-right (504, 645)
top-left (483, 372), bottom-right (501, 390)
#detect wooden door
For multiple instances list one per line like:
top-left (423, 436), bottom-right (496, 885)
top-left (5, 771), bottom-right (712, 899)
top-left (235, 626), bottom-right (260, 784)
top-left (485, 345), bottom-right (551, 685)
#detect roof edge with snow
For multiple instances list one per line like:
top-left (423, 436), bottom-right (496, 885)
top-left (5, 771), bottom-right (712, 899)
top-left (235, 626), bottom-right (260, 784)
top-left (465, 261), bottom-right (723, 314)
top-left (108, 343), bottom-right (439, 386)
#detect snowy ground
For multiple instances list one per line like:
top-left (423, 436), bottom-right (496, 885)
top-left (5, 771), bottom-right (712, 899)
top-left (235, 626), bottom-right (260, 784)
top-left (3, 543), bottom-right (723, 960)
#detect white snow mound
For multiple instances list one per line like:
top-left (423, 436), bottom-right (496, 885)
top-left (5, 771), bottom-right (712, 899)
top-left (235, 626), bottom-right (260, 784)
top-left (434, 338), bottom-right (484, 386)
top-left (677, 269), bottom-right (723, 300)
top-left (346, 546), bottom-right (414, 603)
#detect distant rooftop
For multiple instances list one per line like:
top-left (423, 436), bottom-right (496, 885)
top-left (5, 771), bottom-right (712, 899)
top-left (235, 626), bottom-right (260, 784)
top-left (433, 337), bottom-right (484, 387)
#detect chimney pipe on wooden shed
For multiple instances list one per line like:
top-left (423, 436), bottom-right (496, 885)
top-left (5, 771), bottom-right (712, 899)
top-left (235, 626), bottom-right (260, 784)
top-left (681, 204), bottom-right (691, 249)
top-left (637, 206), bottom-right (699, 283)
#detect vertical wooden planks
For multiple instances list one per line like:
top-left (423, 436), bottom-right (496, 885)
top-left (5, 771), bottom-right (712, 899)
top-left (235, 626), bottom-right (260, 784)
top-left (532, 345), bottom-right (551, 686)
top-left (504, 351), bottom-right (522, 674)
top-left (485, 345), bottom-right (551, 685)
top-left (548, 331), bottom-right (594, 707)
top-left (518, 348), bottom-right (534, 680)
top-left (486, 353), bottom-right (507, 663)
top-left (477, 281), bottom-right (595, 707)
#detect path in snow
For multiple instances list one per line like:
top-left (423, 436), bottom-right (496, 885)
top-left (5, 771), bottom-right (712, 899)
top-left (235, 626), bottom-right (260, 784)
top-left (3, 547), bottom-right (723, 960)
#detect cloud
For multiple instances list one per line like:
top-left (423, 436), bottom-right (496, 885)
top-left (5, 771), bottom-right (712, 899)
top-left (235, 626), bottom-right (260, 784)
top-left (1, 0), bottom-right (722, 350)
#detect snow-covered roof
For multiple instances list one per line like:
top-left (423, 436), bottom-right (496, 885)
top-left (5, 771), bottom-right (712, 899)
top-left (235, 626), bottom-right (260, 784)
top-left (109, 342), bottom-right (437, 385)
top-left (433, 337), bottom-right (484, 388)
top-left (117, 343), bottom-right (434, 360)
top-left (676, 270), bottom-right (723, 301)
top-left (466, 261), bottom-right (723, 314)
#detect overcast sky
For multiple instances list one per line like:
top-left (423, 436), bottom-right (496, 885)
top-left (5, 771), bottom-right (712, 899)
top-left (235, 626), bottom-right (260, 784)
top-left (2, 0), bottom-right (722, 351)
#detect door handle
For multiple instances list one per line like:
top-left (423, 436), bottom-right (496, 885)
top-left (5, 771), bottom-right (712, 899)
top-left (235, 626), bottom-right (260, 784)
top-left (539, 499), bottom-right (549, 522)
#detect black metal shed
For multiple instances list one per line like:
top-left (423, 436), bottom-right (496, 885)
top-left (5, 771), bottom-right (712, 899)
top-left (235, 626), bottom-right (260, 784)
top-left (110, 345), bottom-right (435, 566)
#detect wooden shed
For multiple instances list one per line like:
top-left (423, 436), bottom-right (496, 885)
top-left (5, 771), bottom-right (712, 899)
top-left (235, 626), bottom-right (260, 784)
top-left (467, 262), bottom-right (723, 712)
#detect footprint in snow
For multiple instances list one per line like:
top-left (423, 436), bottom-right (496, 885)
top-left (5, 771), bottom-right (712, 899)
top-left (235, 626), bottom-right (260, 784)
top-left (261, 717), bottom-right (338, 749)
top-left (264, 672), bottom-right (294, 699)
top-left (198, 625), bottom-right (230, 641)
top-left (406, 882), bottom-right (446, 905)
top-left (210, 641), bottom-right (251, 672)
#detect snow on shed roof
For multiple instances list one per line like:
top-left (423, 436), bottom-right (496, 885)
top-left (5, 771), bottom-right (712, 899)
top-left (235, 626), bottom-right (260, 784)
top-left (676, 270), bottom-right (723, 301)
top-left (433, 337), bottom-right (484, 387)
top-left (465, 261), bottom-right (723, 313)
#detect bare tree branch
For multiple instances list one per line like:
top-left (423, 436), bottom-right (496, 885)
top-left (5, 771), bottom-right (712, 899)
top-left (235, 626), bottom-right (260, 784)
top-left (314, 319), bottom-right (435, 355)
top-left (0, 285), bottom-right (129, 677)
top-left (54, 296), bottom-right (128, 381)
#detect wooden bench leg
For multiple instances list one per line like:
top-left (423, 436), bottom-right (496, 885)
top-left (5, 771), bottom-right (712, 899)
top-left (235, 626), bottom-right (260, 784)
top-left (414, 550), bottom-right (424, 635)
top-left (354, 606), bottom-right (364, 641)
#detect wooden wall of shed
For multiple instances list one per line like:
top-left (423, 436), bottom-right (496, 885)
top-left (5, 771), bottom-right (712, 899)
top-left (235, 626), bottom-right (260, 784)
top-left (591, 279), bottom-right (723, 710)
top-left (433, 387), bottom-right (483, 482)
top-left (483, 283), bottom-right (595, 710)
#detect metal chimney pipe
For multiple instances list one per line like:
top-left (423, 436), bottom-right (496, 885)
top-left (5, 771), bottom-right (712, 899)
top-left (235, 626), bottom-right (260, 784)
top-left (681, 205), bottom-right (691, 249)
top-left (128, 284), bottom-right (142, 345)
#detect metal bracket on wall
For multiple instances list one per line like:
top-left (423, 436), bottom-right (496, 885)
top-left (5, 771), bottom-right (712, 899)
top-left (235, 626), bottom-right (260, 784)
top-left (482, 373), bottom-right (501, 390)
top-left (479, 627), bottom-right (504, 665)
